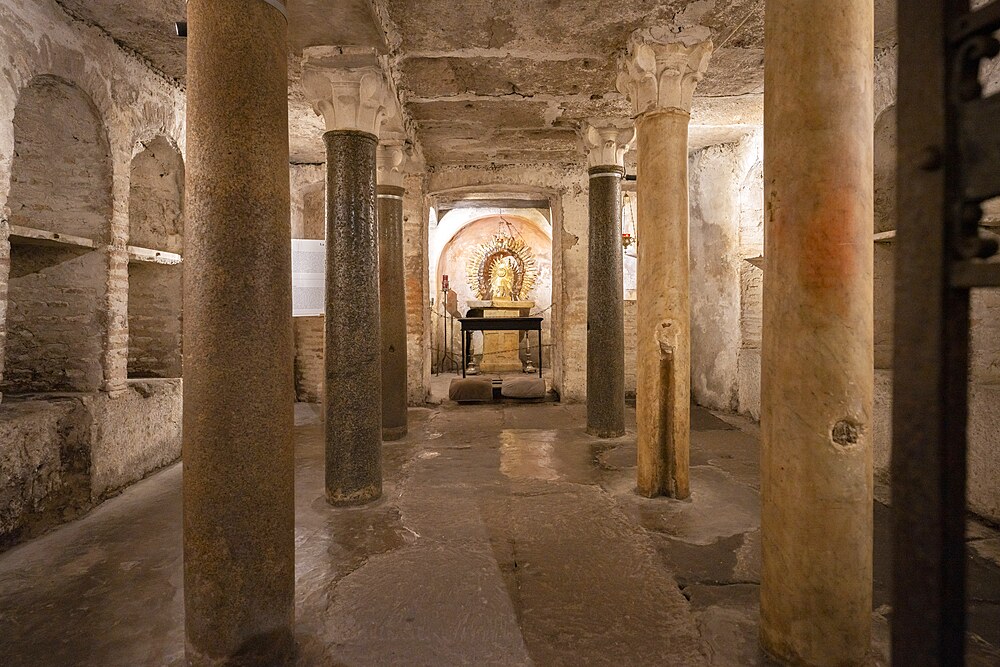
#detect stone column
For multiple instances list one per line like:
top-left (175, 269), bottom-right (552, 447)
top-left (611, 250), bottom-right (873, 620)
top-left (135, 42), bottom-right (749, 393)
top-left (582, 121), bottom-right (634, 438)
top-left (377, 139), bottom-right (408, 441)
top-left (304, 57), bottom-right (392, 505)
top-left (760, 3), bottom-right (874, 665)
top-left (183, 0), bottom-right (295, 665)
top-left (617, 30), bottom-right (712, 499)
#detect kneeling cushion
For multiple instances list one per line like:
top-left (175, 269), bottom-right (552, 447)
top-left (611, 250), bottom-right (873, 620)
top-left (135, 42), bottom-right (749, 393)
top-left (449, 377), bottom-right (494, 402)
top-left (501, 377), bottom-right (546, 399)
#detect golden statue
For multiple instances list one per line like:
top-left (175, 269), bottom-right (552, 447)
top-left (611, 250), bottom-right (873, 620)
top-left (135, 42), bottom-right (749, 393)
top-left (489, 258), bottom-right (517, 301)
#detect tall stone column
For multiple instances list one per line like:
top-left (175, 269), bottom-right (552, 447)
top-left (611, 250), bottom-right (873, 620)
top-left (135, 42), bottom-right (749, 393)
top-left (760, 3), bottom-right (874, 665)
top-left (377, 139), bottom-right (408, 441)
top-left (183, 0), bottom-right (295, 665)
top-left (617, 30), bottom-right (712, 499)
top-left (582, 121), bottom-right (634, 438)
top-left (304, 57), bottom-right (392, 505)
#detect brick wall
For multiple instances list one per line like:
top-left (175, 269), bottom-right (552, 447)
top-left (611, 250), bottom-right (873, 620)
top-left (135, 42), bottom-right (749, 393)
top-left (127, 262), bottom-right (181, 378)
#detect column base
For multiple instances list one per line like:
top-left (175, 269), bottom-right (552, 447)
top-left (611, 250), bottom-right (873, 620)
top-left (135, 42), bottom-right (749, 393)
top-left (326, 484), bottom-right (382, 507)
top-left (185, 628), bottom-right (295, 667)
top-left (586, 425), bottom-right (625, 439)
top-left (382, 425), bottom-right (407, 441)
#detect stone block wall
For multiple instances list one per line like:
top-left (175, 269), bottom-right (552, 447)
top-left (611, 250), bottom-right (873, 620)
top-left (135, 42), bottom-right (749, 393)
top-left (89, 379), bottom-right (182, 500)
top-left (0, 397), bottom-right (91, 550)
top-left (0, 0), bottom-right (185, 548)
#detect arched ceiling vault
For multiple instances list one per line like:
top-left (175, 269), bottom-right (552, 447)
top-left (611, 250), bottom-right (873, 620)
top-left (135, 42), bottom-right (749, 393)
top-left (54, 0), bottom-right (899, 167)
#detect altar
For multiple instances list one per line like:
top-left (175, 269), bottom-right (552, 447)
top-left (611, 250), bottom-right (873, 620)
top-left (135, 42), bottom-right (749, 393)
top-left (460, 220), bottom-right (541, 374)
top-left (466, 299), bottom-right (534, 372)
top-left (459, 315), bottom-right (544, 378)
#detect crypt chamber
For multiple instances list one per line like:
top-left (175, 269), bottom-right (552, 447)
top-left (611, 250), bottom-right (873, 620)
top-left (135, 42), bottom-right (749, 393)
top-left (0, 0), bottom-right (999, 666)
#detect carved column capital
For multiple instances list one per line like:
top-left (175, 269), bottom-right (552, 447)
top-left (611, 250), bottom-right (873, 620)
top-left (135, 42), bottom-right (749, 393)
top-left (581, 120), bottom-right (635, 169)
top-left (303, 56), bottom-right (395, 136)
top-left (377, 138), bottom-right (406, 189)
top-left (616, 29), bottom-right (713, 117)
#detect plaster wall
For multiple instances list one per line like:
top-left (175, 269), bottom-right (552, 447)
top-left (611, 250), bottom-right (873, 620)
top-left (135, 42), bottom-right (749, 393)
top-left (683, 132), bottom-right (763, 416)
top-left (689, 142), bottom-right (743, 411)
top-left (0, 0), bottom-right (185, 547)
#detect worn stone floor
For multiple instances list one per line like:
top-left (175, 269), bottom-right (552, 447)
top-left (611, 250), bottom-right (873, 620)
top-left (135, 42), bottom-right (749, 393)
top-left (1, 402), bottom-right (999, 666)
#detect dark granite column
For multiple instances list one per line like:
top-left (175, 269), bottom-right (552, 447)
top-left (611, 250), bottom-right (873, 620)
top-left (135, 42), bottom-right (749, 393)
top-left (586, 165), bottom-right (626, 438)
top-left (183, 0), bottom-right (294, 665)
top-left (377, 182), bottom-right (408, 440)
top-left (325, 130), bottom-right (382, 505)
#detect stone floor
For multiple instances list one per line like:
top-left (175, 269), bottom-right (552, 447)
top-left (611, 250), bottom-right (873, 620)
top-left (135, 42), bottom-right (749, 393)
top-left (1, 402), bottom-right (999, 666)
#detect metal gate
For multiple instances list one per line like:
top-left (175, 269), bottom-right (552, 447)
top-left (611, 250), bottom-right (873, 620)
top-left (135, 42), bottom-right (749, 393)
top-left (894, 1), bottom-right (1000, 664)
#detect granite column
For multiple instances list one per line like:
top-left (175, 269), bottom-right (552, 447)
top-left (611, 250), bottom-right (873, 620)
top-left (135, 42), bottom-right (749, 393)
top-left (305, 59), bottom-right (392, 505)
top-left (182, 0), bottom-right (295, 664)
top-left (760, 3), bottom-right (874, 664)
top-left (583, 122), bottom-right (634, 438)
top-left (618, 32), bottom-right (712, 498)
top-left (377, 140), bottom-right (408, 440)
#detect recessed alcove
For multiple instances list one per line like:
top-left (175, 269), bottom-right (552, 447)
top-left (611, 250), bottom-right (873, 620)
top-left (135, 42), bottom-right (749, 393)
top-left (2, 75), bottom-right (112, 394)
top-left (126, 136), bottom-right (184, 379)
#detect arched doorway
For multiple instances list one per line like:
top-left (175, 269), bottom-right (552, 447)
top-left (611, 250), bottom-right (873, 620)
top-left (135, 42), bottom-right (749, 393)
top-left (430, 210), bottom-right (553, 378)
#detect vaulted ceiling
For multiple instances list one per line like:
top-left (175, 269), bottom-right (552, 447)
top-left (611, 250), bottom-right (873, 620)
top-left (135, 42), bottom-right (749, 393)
top-left (53, 0), bottom-right (899, 167)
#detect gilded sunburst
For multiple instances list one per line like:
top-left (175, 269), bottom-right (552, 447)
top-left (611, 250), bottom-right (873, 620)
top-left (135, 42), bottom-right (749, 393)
top-left (466, 234), bottom-right (538, 301)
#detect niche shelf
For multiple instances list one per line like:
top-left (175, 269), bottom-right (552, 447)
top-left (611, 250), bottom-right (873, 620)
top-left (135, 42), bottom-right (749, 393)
top-left (127, 246), bottom-right (182, 265)
top-left (744, 255), bottom-right (765, 270)
top-left (874, 230), bottom-right (896, 243)
top-left (8, 224), bottom-right (97, 250)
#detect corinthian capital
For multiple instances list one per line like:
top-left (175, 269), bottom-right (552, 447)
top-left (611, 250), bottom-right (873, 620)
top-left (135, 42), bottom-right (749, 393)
top-left (303, 48), bottom-right (395, 136)
top-left (377, 137), bottom-right (407, 189)
top-left (581, 119), bottom-right (635, 169)
top-left (616, 29), bottom-right (713, 117)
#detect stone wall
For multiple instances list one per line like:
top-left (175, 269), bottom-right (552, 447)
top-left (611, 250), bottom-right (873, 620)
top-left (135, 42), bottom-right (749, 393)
top-left (0, 379), bottom-right (181, 549)
top-left (0, 397), bottom-right (91, 550)
top-left (0, 0), bottom-right (185, 548)
top-left (89, 379), bottom-right (182, 500)
top-left (293, 317), bottom-right (324, 403)
top-left (289, 164), bottom-right (326, 403)
top-left (403, 171), bottom-right (431, 405)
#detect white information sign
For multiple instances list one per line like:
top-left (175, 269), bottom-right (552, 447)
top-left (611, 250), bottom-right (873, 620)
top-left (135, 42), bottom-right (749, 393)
top-left (292, 239), bottom-right (325, 317)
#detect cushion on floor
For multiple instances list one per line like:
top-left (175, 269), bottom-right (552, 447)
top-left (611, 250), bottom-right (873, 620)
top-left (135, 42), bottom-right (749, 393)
top-left (449, 377), bottom-right (494, 402)
top-left (501, 377), bottom-right (546, 399)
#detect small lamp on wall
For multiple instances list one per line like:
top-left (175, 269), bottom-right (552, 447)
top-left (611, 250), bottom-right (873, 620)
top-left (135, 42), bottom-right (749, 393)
top-left (622, 192), bottom-right (637, 252)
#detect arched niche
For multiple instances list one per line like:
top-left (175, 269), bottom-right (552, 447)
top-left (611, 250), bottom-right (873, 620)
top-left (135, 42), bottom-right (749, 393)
top-left (434, 213), bottom-right (553, 371)
top-left (127, 136), bottom-right (184, 379)
top-left (2, 75), bottom-right (112, 393)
